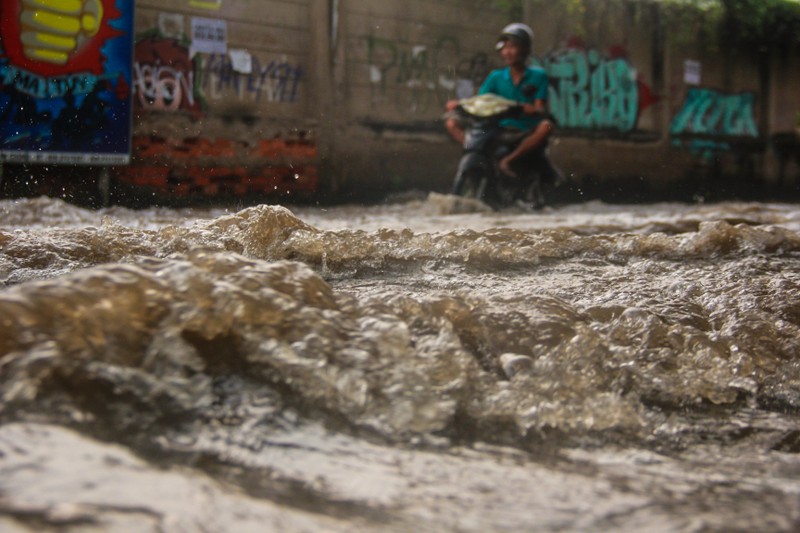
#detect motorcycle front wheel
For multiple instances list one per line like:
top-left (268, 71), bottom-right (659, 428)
top-left (452, 152), bottom-right (490, 201)
top-left (522, 177), bottom-right (545, 209)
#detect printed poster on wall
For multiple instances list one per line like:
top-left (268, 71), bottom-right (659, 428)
top-left (0, 0), bottom-right (134, 165)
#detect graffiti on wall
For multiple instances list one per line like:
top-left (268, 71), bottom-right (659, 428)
top-left (365, 35), bottom-right (657, 132)
top-left (366, 35), bottom-right (490, 113)
top-left (670, 88), bottom-right (758, 138)
top-left (198, 53), bottom-right (304, 104)
top-left (133, 37), bottom-right (202, 114)
top-left (538, 42), bottom-right (656, 132)
top-left (669, 87), bottom-right (760, 156)
top-left (134, 36), bottom-right (305, 114)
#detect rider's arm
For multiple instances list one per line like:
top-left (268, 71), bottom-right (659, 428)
top-left (520, 70), bottom-right (550, 117)
top-left (521, 99), bottom-right (548, 117)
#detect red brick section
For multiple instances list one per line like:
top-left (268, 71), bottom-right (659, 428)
top-left (112, 135), bottom-right (319, 199)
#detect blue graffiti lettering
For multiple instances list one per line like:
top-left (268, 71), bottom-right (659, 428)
top-left (201, 54), bottom-right (303, 103)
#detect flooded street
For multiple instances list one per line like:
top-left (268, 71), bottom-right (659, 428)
top-left (1, 194), bottom-right (800, 532)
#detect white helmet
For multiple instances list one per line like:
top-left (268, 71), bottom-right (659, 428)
top-left (496, 23), bottom-right (534, 53)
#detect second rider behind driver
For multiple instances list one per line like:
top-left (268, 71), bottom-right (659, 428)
top-left (445, 23), bottom-right (555, 179)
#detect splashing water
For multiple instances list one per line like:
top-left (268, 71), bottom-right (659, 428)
top-left (1, 194), bottom-right (800, 532)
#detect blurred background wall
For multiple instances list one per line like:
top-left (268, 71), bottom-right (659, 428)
top-left (4, 0), bottom-right (800, 205)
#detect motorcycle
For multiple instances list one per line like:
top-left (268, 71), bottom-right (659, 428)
top-left (451, 94), bottom-right (560, 210)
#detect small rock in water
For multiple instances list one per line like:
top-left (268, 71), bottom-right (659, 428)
top-left (499, 353), bottom-right (534, 380)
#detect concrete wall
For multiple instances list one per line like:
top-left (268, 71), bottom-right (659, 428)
top-left (327, 0), bottom-right (800, 201)
top-left (111, 0), bottom-right (800, 203)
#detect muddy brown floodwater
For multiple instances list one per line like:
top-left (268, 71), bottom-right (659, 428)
top-left (1, 193), bottom-right (800, 532)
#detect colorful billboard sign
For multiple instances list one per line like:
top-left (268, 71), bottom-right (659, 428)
top-left (0, 0), bottom-right (134, 165)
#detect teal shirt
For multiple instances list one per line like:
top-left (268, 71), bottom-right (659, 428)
top-left (478, 66), bottom-right (549, 130)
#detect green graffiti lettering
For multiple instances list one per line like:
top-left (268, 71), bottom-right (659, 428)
top-left (670, 88), bottom-right (758, 138)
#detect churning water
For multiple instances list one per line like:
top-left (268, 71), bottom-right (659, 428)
top-left (1, 194), bottom-right (800, 532)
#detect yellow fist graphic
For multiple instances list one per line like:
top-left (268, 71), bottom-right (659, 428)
top-left (20, 0), bottom-right (104, 65)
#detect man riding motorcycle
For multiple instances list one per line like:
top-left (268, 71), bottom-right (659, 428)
top-left (445, 23), bottom-right (560, 184)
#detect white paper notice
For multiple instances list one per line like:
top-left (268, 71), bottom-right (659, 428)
top-left (190, 17), bottom-right (227, 56)
top-left (228, 49), bottom-right (253, 74)
top-left (684, 59), bottom-right (701, 85)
